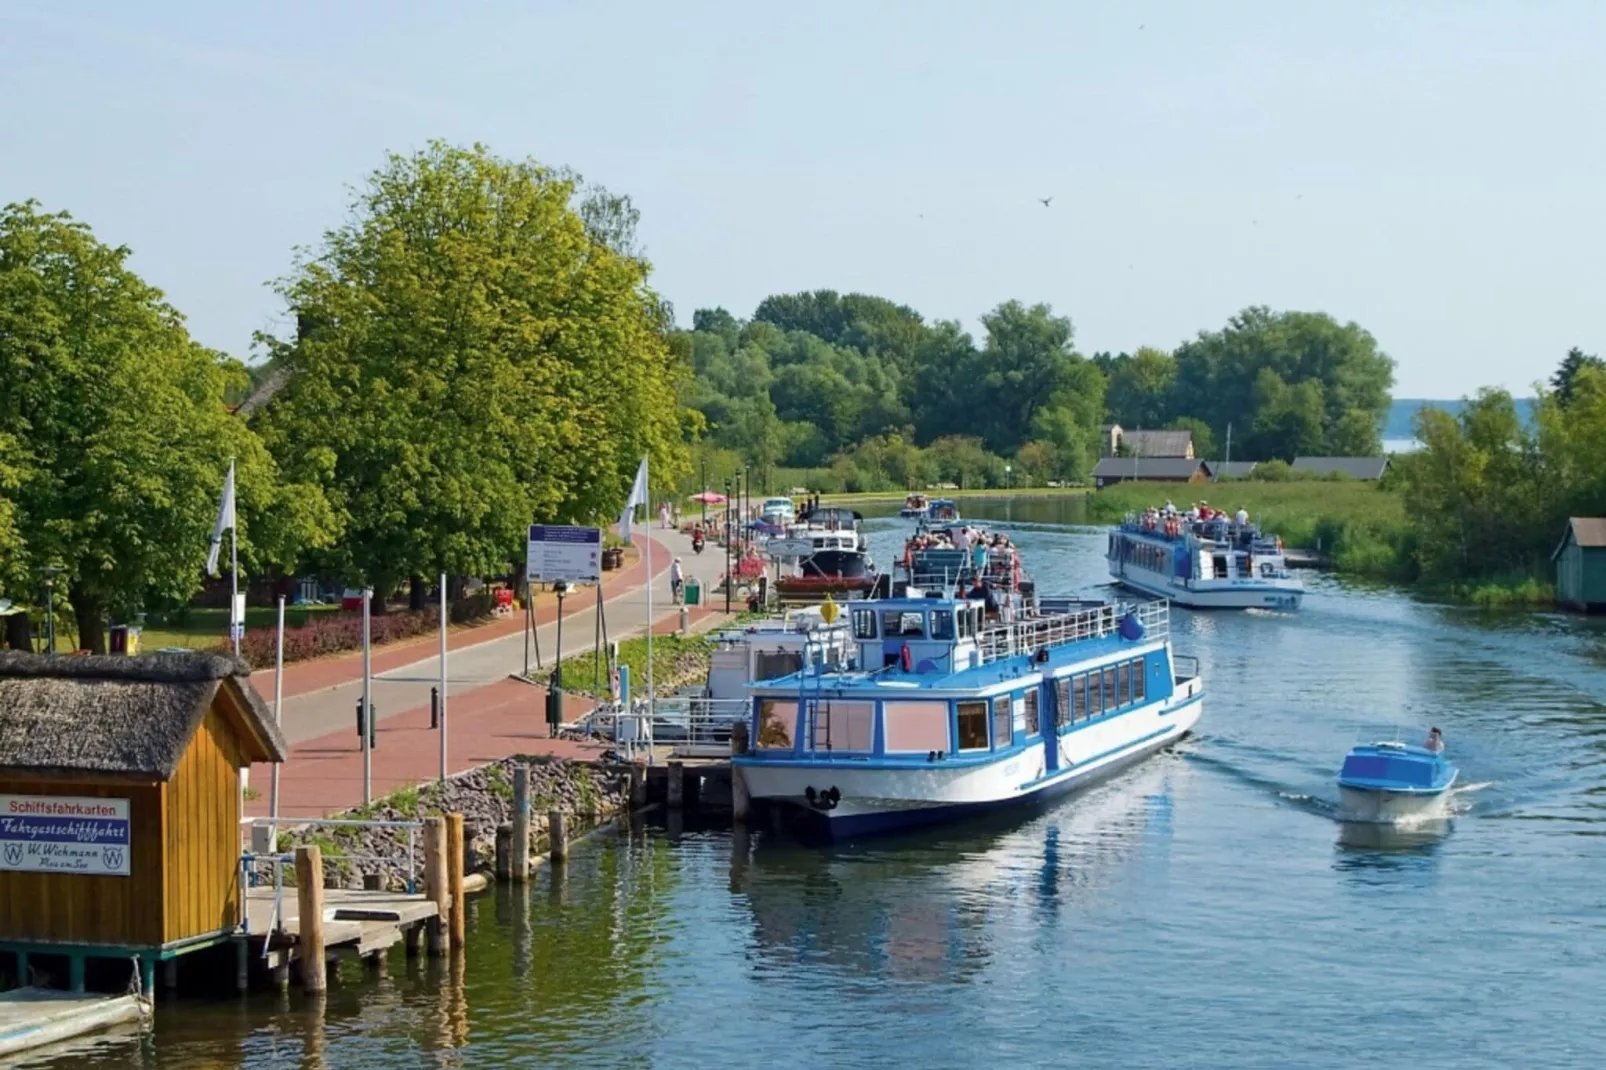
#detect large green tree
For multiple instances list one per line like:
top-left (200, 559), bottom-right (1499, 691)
top-left (255, 143), bottom-right (687, 599)
top-left (0, 201), bottom-right (328, 651)
top-left (1103, 346), bottom-right (1177, 428)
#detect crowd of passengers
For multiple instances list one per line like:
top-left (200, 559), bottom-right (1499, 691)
top-left (1137, 500), bottom-right (1251, 534)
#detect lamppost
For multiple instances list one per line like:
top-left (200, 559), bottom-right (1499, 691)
top-left (1005, 464), bottom-right (1012, 491)
top-left (742, 465), bottom-right (751, 553)
top-left (724, 478), bottom-right (734, 613)
top-left (700, 458), bottom-right (708, 528)
top-left (35, 565), bottom-right (63, 655)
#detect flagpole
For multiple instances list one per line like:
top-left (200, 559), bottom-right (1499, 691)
top-left (270, 596), bottom-right (284, 832)
top-left (362, 587), bottom-right (372, 807)
top-left (439, 572), bottom-right (448, 787)
top-left (230, 489), bottom-right (240, 658)
top-left (644, 457), bottom-right (654, 765)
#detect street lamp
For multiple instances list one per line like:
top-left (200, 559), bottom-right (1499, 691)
top-left (1005, 464), bottom-right (1012, 491)
top-left (724, 479), bottom-right (734, 613)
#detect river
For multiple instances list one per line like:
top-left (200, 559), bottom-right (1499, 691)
top-left (28, 497), bottom-right (1606, 1068)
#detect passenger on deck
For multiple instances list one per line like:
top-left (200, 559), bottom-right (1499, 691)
top-left (1235, 507), bottom-right (1249, 527)
top-left (1425, 727), bottom-right (1445, 754)
top-left (954, 526), bottom-right (970, 554)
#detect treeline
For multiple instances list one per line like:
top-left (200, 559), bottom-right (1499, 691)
top-left (0, 143), bottom-right (689, 651)
top-left (679, 298), bottom-right (1397, 494)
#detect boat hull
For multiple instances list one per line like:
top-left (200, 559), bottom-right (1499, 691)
top-left (738, 691), bottom-right (1202, 840)
top-left (1110, 562), bottom-right (1303, 610)
top-left (1337, 783), bottom-right (1453, 823)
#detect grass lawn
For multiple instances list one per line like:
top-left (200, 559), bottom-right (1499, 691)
top-left (27, 604), bottom-right (344, 654)
top-left (820, 485), bottom-right (1092, 505)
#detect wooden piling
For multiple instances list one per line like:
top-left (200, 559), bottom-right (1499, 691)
top-left (548, 810), bottom-right (568, 861)
top-left (511, 765), bottom-right (532, 882)
top-left (294, 845), bottom-right (328, 993)
top-left (667, 761), bottom-right (685, 810)
top-left (629, 765), bottom-right (646, 810)
top-left (446, 811), bottom-right (467, 947)
top-left (494, 823), bottom-right (513, 881)
top-left (731, 722), bottom-right (751, 823)
top-left (423, 816), bottom-right (449, 956)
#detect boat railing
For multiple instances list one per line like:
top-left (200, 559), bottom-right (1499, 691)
top-left (976, 599), bottom-right (1169, 664)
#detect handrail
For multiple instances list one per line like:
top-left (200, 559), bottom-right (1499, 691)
top-left (975, 599), bottom-right (1169, 665)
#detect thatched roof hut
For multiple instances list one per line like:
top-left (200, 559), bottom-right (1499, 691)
top-left (0, 651), bottom-right (287, 779)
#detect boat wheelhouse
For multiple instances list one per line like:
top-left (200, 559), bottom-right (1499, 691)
top-left (927, 498), bottom-right (961, 524)
top-left (1107, 513), bottom-right (1304, 610)
top-left (732, 593), bottom-right (1203, 839)
top-left (899, 493), bottom-right (929, 519)
top-left (1336, 733), bottom-right (1457, 823)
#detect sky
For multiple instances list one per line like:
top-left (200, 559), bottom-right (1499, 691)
top-left (2, 0), bottom-right (1601, 398)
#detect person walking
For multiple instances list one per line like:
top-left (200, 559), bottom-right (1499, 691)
top-left (670, 557), bottom-right (685, 604)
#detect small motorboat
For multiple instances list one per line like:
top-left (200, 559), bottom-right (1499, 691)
top-left (899, 493), bottom-right (929, 519)
top-left (1336, 733), bottom-right (1457, 823)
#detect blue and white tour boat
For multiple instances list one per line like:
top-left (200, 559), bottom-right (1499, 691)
top-left (1336, 731), bottom-right (1458, 823)
top-left (731, 588), bottom-right (1203, 839)
top-left (1107, 511), bottom-right (1303, 610)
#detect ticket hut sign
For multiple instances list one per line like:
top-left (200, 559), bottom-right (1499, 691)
top-left (527, 525), bottom-right (603, 584)
top-left (0, 795), bottom-right (132, 876)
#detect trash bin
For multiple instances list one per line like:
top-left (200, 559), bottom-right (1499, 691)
top-left (684, 578), bottom-right (702, 606)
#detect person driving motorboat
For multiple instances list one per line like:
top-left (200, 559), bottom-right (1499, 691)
top-left (1424, 726), bottom-right (1445, 754)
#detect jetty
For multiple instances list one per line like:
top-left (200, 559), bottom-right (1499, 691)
top-left (0, 988), bottom-right (145, 1058)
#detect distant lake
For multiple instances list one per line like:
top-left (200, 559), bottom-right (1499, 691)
top-left (1382, 437), bottom-right (1421, 454)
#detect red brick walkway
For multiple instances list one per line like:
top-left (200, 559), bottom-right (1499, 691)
top-left (251, 532), bottom-right (670, 701)
top-left (247, 601), bottom-right (724, 819)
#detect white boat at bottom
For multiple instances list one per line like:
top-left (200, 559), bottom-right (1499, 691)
top-left (733, 593), bottom-right (1204, 838)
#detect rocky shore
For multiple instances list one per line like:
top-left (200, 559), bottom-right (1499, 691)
top-left (274, 756), bottom-right (633, 889)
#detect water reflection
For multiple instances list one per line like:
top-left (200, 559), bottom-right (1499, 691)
top-left (1333, 819), bottom-right (1453, 880)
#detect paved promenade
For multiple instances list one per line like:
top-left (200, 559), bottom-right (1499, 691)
top-left (245, 522), bottom-right (739, 819)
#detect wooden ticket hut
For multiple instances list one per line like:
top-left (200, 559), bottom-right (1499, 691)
top-left (0, 652), bottom-right (286, 993)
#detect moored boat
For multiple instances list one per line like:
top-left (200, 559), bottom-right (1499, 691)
top-left (926, 497), bottom-right (961, 524)
top-left (1107, 509), bottom-right (1303, 610)
top-left (1336, 733), bottom-right (1457, 823)
top-left (898, 493), bottom-right (929, 519)
top-left (732, 589), bottom-right (1203, 840)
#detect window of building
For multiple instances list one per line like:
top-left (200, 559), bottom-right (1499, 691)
top-left (957, 700), bottom-right (990, 751)
top-left (993, 697), bottom-right (1013, 748)
top-left (757, 698), bottom-right (793, 749)
top-left (1117, 661), bottom-right (1131, 707)
top-left (1132, 658), bottom-right (1146, 703)
top-left (852, 610), bottom-right (878, 640)
top-left (1024, 689), bottom-right (1040, 736)
top-left (810, 700), bottom-right (874, 753)
top-left (931, 611), bottom-right (955, 641)
top-left (883, 701), bottom-right (952, 753)
top-left (1102, 667), bottom-right (1117, 713)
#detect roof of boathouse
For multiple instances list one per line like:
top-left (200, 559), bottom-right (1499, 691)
top-left (1091, 457), bottom-right (1208, 481)
top-left (0, 651), bottom-right (288, 779)
top-left (1289, 456), bottom-right (1391, 480)
top-left (1553, 517), bottom-right (1606, 558)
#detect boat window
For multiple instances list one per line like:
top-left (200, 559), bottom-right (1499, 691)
top-left (809, 700), bottom-right (874, 753)
top-left (1073, 674), bottom-right (1088, 720)
top-left (1088, 672), bottom-right (1103, 717)
top-left (881, 610), bottom-right (926, 638)
top-left (1117, 661), bottom-right (1130, 707)
top-left (1055, 677), bottom-right (1072, 727)
top-left (883, 701), bottom-right (952, 753)
top-left (852, 609), bottom-right (878, 640)
top-left (956, 700), bottom-right (990, 751)
top-left (1025, 689), bottom-right (1040, 736)
top-left (1132, 658), bottom-right (1146, 703)
top-left (930, 611), bottom-right (955, 641)
top-left (992, 697), bottom-right (1012, 748)
top-left (754, 650), bottom-right (803, 682)
top-left (757, 698), bottom-right (794, 750)
top-left (1102, 667), bottom-right (1117, 713)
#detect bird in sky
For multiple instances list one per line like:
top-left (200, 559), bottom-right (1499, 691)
top-left (1039, 197), bottom-right (1053, 208)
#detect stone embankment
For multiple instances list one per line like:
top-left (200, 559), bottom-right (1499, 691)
top-left (273, 756), bottom-right (632, 888)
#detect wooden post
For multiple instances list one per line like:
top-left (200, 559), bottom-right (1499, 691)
top-left (161, 958), bottom-right (179, 991)
top-left (295, 845), bottom-right (327, 993)
top-left (423, 816), bottom-right (449, 956)
top-left (731, 722), bottom-right (750, 823)
top-left (235, 937), bottom-right (249, 993)
top-left (511, 765), bottom-right (531, 882)
top-left (548, 810), bottom-right (568, 861)
top-left (446, 811), bottom-right (467, 948)
top-left (629, 765), bottom-right (646, 810)
top-left (666, 761), bottom-right (685, 810)
top-left (494, 823), bottom-right (513, 881)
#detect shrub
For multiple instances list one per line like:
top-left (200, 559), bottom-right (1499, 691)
top-left (234, 596), bottom-right (496, 669)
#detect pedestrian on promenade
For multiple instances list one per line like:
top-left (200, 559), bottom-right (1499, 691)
top-left (670, 558), bottom-right (684, 604)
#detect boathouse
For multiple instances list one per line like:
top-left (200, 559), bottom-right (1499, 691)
top-left (1553, 518), bottom-right (1606, 612)
top-left (1290, 456), bottom-right (1391, 480)
top-left (0, 652), bottom-right (285, 992)
top-left (1091, 457), bottom-right (1210, 488)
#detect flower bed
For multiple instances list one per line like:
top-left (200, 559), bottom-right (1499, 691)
top-left (234, 591), bottom-right (496, 669)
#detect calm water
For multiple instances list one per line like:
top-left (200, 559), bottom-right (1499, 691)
top-left (33, 498), bottom-right (1606, 1068)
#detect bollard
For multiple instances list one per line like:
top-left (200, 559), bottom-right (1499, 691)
top-left (629, 765), bottom-right (647, 810)
top-left (512, 765), bottom-right (531, 882)
top-left (730, 720), bottom-right (749, 756)
top-left (423, 816), bottom-right (449, 956)
top-left (679, 606), bottom-right (690, 634)
top-left (294, 845), bottom-right (327, 993)
top-left (431, 686), bottom-right (440, 729)
top-left (666, 761), bottom-right (685, 810)
top-left (548, 810), bottom-right (568, 861)
top-left (494, 823), bottom-right (513, 881)
top-left (446, 812), bottom-right (467, 947)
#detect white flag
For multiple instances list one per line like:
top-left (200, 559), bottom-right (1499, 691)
top-left (205, 460), bottom-right (236, 577)
top-left (618, 455), bottom-right (649, 541)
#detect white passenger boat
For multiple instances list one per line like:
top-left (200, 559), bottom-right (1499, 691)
top-left (732, 591), bottom-right (1203, 839)
top-left (1107, 513), bottom-right (1304, 610)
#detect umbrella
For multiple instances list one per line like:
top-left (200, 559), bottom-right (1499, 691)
top-left (690, 491), bottom-right (728, 504)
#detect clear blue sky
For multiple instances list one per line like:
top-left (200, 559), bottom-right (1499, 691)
top-left (3, 0), bottom-right (1600, 397)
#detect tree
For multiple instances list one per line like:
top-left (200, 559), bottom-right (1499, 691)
top-left (255, 143), bottom-right (687, 599)
top-left (972, 301), bottom-right (1084, 455)
top-left (1167, 416), bottom-right (1216, 460)
top-left (1552, 346), bottom-right (1604, 408)
top-left (1104, 346), bottom-right (1177, 428)
top-left (0, 201), bottom-right (329, 651)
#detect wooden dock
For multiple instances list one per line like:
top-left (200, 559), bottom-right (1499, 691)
top-left (244, 887), bottom-right (443, 973)
top-left (0, 987), bottom-right (145, 1058)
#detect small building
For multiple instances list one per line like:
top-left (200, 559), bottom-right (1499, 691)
top-left (1290, 456), bottom-right (1391, 480)
top-left (1091, 458), bottom-right (1210, 488)
top-left (1552, 518), bottom-right (1606, 612)
top-left (0, 652), bottom-right (286, 992)
top-left (1099, 423), bottom-right (1123, 457)
top-left (1205, 460), bottom-right (1259, 480)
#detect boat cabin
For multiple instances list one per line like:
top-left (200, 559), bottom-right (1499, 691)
top-left (706, 609), bottom-right (853, 701)
top-left (849, 597), bottom-right (987, 673)
top-left (927, 498), bottom-right (960, 523)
